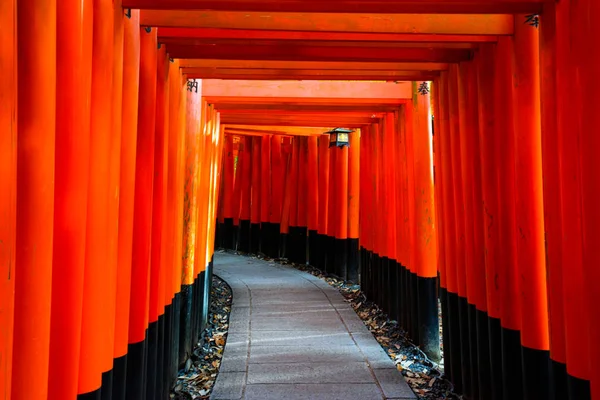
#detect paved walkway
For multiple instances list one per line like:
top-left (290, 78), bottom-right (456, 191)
top-left (211, 253), bottom-right (416, 400)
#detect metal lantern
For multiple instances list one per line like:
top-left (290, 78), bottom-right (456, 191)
top-left (325, 127), bottom-right (353, 148)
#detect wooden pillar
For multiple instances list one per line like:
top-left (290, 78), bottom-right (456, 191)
top-left (411, 81), bottom-right (440, 361)
top-left (296, 137), bottom-right (309, 265)
top-left (79, 0), bottom-right (115, 396)
top-left (238, 137), bottom-right (253, 253)
top-left (231, 139), bottom-right (243, 249)
top-left (317, 135), bottom-right (330, 271)
top-left (475, 43), bottom-right (500, 400)
top-left (494, 36), bottom-right (524, 399)
top-left (268, 135), bottom-right (284, 258)
top-left (326, 139), bottom-right (337, 274)
top-left (361, 127), bottom-right (373, 298)
top-left (47, 0), bottom-right (91, 398)
top-left (259, 135), bottom-right (272, 255)
top-left (333, 141), bottom-right (349, 279)
top-left (387, 115), bottom-right (400, 321)
top-left (307, 136), bottom-right (320, 267)
top-left (280, 138), bottom-right (294, 258)
top-left (126, 26), bottom-right (157, 400)
top-left (0, 0), bottom-right (16, 397)
top-left (581, 1), bottom-right (600, 398)
top-left (512, 15), bottom-right (551, 399)
top-left (380, 118), bottom-right (393, 314)
top-left (222, 135), bottom-right (235, 249)
top-left (250, 136), bottom-right (262, 253)
top-left (347, 131), bottom-right (360, 283)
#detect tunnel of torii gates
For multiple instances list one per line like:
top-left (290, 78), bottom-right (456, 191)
top-left (2, 1), bottom-right (600, 400)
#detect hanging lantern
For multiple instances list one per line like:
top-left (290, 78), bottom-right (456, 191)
top-left (325, 127), bottom-right (353, 148)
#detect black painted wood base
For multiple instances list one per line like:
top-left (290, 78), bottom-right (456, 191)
top-left (215, 221), bottom-right (222, 249)
top-left (324, 235), bottom-right (335, 274)
top-left (78, 389), bottom-right (101, 400)
top-left (476, 309), bottom-right (492, 400)
top-left (550, 359), bottom-right (568, 400)
top-left (112, 354), bottom-right (127, 400)
top-left (163, 303), bottom-right (172, 397)
top-left (347, 238), bottom-right (359, 283)
top-left (440, 288), bottom-right (452, 382)
top-left (223, 218), bottom-right (234, 249)
top-left (125, 337), bottom-right (147, 400)
top-left (250, 223), bottom-right (261, 254)
top-left (238, 219), bottom-right (251, 253)
top-left (261, 222), bottom-right (281, 258)
top-left (458, 296), bottom-right (472, 396)
top-left (146, 320), bottom-right (158, 400)
top-left (389, 263), bottom-right (399, 321)
top-left (179, 283), bottom-right (193, 367)
top-left (171, 292), bottom-right (181, 384)
top-left (488, 316), bottom-right (504, 400)
top-left (297, 227), bottom-right (307, 264)
top-left (334, 238), bottom-right (348, 279)
top-left (409, 271), bottom-right (419, 343)
top-left (447, 291), bottom-right (463, 393)
top-left (279, 233), bottom-right (288, 259)
top-left (417, 276), bottom-right (440, 361)
top-left (501, 327), bottom-right (523, 400)
top-left (308, 230), bottom-right (318, 267)
top-left (567, 371), bottom-right (591, 400)
top-left (156, 315), bottom-right (165, 400)
top-left (522, 346), bottom-right (550, 400)
top-left (467, 303), bottom-right (479, 399)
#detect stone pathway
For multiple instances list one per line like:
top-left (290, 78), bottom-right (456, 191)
top-left (211, 253), bottom-right (416, 400)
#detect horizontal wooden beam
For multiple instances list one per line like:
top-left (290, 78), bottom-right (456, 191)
top-left (225, 126), bottom-right (331, 136)
top-left (220, 116), bottom-right (376, 127)
top-left (127, 1), bottom-right (544, 14)
top-left (183, 68), bottom-right (439, 81)
top-left (142, 11), bottom-right (514, 35)
top-left (215, 104), bottom-right (400, 112)
top-left (179, 59), bottom-right (449, 71)
top-left (167, 44), bottom-right (471, 63)
top-left (202, 80), bottom-right (412, 99)
top-left (158, 28), bottom-right (499, 43)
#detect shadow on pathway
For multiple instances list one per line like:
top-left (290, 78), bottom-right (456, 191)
top-left (211, 252), bottom-right (416, 400)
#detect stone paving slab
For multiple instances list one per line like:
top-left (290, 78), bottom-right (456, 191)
top-left (211, 253), bottom-right (416, 400)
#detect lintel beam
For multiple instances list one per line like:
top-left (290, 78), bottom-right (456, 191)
top-left (179, 59), bottom-right (449, 71)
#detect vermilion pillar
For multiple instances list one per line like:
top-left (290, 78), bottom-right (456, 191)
top-left (317, 135), bottom-right (330, 271)
top-left (361, 127), bottom-right (373, 298)
top-left (12, 0), bottom-right (56, 397)
top-left (411, 81), bottom-right (440, 361)
top-left (238, 137), bottom-right (253, 253)
top-left (382, 115), bottom-right (396, 315)
top-left (512, 16), bottom-right (550, 399)
top-left (539, 4), bottom-right (570, 399)
top-left (296, 137), bottom-right (309, 265)
top-left (79, 0), bottom-right (115, 396)
top-left (231, 139), bottom-right (243, 248)
top-left (126, 26), bottom-right (157, 400)
top-left (307, 136), bottom-right (319, 267)
top-left (288, 138), bottom-right (301, 262)
top-left (475, 44), bottom-right (499, 400)
top-left (268, 135), bottom-right (284, 258)
top-left (333, 140), bottom-right (349, 279)
top-left (581, 1), bottom-right (600, 399)
top-left (494, 36), bottom-right (524, 399)
top-left (222, 134), bottom-right (235, 249)
top-left (0, 0), bottom-right (16, 397)
top-left (250, 136), bottom-right (262, 253)
top-left (347, 131), bottom-right (360, 283)
top-left (48, 0), bottom-right (92, 397)
top-left (260, 135), bottom-right (272, 254)
top-left (326, 139), bottom-right (337, 273)
top-left (280, 138), bottom-right (294, 257)
top-left (113, 11), bottom-right (140, 400)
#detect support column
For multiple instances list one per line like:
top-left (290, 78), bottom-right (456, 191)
top-left (0, 0), bottom-right (16, 397)
top-left (80, 0), bottom-right (115, 397)
top-left (269, 135), bottom-right (284, 258)
top-left (222, 135), bottom-right (235, 250)
top-left (317, 135), bottom-right (330, 271)
top-left (231, 140), bottom-right (242, 250)
top-left (476, 43), bottom-right (500, 400)
top-left (47, 0), bottom-right (91, 398)
top-left (307, 136), bottom-right (319, 267)
top-left (411, 82), bottom-right (441, 361)
top-left (250, 137), bottom-right (262, 254)
top-left (512, 15), bottom-right (551, 399)
top-left (347, 131), bottom-right (360, 283)
top-left (126, 26), bottom-right (157, 400)
top-left (238, 137), bottom-right (252, 253)
top-left (359, 130), bottom-right (371, 294)
top-left (297, 137), bottom-right (309, 265)
top-left (260, 135), bottom-right (272, 255)
top-left (326, 141), bottom-right (337, 273)
top-left (494, 36), bottom-right (524, 400)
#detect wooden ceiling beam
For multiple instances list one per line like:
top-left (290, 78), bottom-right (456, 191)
top-left (167, 44), bottom-right (471, 63)
top-left (127, 1), bottom-right (544, 14)
top-left (141, 11), bottom-right (514, 35)
top-left (158, 28), bottom-right (499, 43)
top-left (215, 104), bottom-right (400, 112)
top-left (179, 59), bottom-right (449, 71)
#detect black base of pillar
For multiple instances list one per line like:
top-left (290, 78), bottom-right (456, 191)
top-left (238, 220), bottom-right (251, 253)
top-left (447, 291), bottom-right (463, 393)
top-left (567, 371), bottom-right (590, 400)
top-left (171, 293), bottom-right (181, 384)
top-left (279, 233), bottom-right (288, 260)
top-left (162, 303), bottom-right (172, 396)
top-left (324, 235), bottom-right (335, 273)
top-left (476, 309), bottom-right (493, 400)
top-left (458, 296), bottom-right (472, 396)
top-left (78, 389), bottom-right (101, 400)
top-left (359, 247), bottom-right (366, 289)
top-left (223, 218), bottom-right (234, 250)
top-left (467, 303), bottom-right (479, 399)
top-left (146, 320), bottom-right (158, 400)
top-left (389, 263), bottom-right (399, 321)
top-left (347, 238), bottom-right (359, 283)
top-left (263, 222), bottom-right (281, 258)
top-left (112, 354), bottom-right (127, 400)
top-left (522, 346), bottom-right (550, 400)
top-left (440, 288), bottom-right (452, 382)
top-left (381, 257), bottom-right (390, 312)
top-left (410, 271), bottom-right (419, 343)
top-left (549, 360), bottom-right (568, 400)
top-left (501, 327), bottom-right (524, 400)
top-left (297, 227), bottom-right (307, 264)
top-left (201, 259), bottom-right (213, 332)
top-left (215, 221), bottom-right (222, 249)
top-left (101, 369), bottom-right (113, 400)
top-left (488, 316), bottom-right (504, 400)
top-left (179, 284), bottom-right (193, 367)
top-left (417, 276), bottom-right (440, 361)
top-left (250, 223), bottom-right (261, 254)
top-left (156, 314), bottom-right (165, 400)
top-left (334, 238), bottom-right (348, 279)
top-left (125, 336), bottom-right (147, 400)
top-left (308, 230), bottom-right (319, 267)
